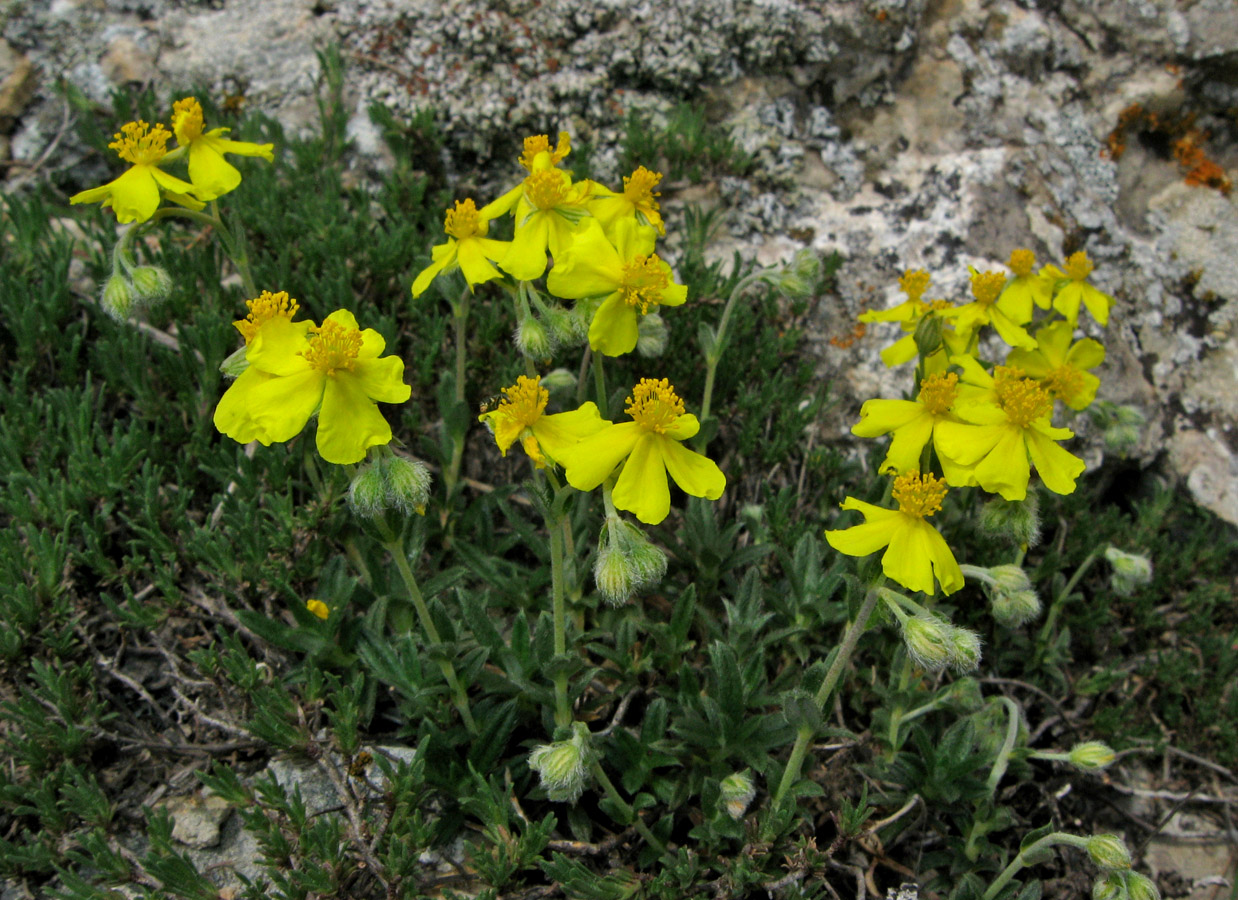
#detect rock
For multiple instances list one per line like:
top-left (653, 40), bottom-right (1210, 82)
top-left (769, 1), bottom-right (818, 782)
top-left (162, 793), bottom-right (233, 850)
top-left (99, 35), bottom-right (155, 85)
top-left (0, 40), bottom-right (36, 130)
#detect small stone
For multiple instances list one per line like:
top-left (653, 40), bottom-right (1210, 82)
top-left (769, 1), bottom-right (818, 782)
top-left (164, 794), bottom-right (232, 850)
top-left (0, 40), bottom-right (36, 130)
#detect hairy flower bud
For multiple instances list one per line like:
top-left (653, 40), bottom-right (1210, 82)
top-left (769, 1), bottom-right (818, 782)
top-left (1124, 872), bottom-right (1160, 900)
top-left (977, 494), bottom-right (1041, 547)
top-left (348, 462), bottom-right (389, 518)
top-left (945, 625), bottom-right (982, 672)
top-left (991, 588), bottom-right (1042, 627)
top-left (1104, 547), bottom-right (1152, 597)
top-left (543, 305), bottom-right (580, 347)
top-left (385, 456), bottom-right (432, 516)
top-left (515, 315), bottom-right (553, 359)
top-left (941, 676), bottom-right (985, 713)
top-left (719, 770), bottom-right (757, 819)
top-left (901, 614), bottom-right (953, 671)
top-left (129, 266), bottom-right (173, 304)
top-left (529, 723), bottom-right (592, 803)
top-left (1092, 873), bottom-right (1126, 900)
top-left (913, 312), bottom-right (945, 358)
top-left (1069, 741), bottom-right (1116, 771)
top-left (100, 274), bottom-right (135, 320)
top-left (1087, 834), bottom-right (1133, 871)
top-left (636, 312), bottom-right (669, 357)
top-left (770, 249), bottom-right (821, 299)
top-left (593, 518), bottom-right (667, 605)
top-left (540, 367), bottom-right (577, 396)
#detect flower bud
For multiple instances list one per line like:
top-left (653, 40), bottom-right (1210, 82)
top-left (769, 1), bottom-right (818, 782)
top-left (305, 599), bottom-right (330, 620)
top-left (593, 518), bottom-right (667, 605)
top-left (945, 625), bottom-right (982, 673)
top-left (219, 344), bottom-right (250, 378)
top-left (543, 305), bottom-right (580, 347)
top-left (1087, 834), bottom-right (1132, 870)
top-left (347, 462), bottom-right (389, 518)
top-left (1092, 873), bottom-right (1126, 900)
top-left (528, 723), bottom-right (592, 803)
top-left (1104, 547), bottom-right (1152, 597)
top-left (515, 316), bottom-right (553, 359)
top-left (1124, 872), bottom-right (1160, 900)
top-left (991, 589), bottom-right (1042, 627)
top-left (940, 676), bottom-right (985, 713)
top-left (901, 615), bottom-right (953, 671)
top-left (636, 312), bottom-right (668, 357)
top-left (913, 312), bottom-right (944, 358)
top-left (1103, 424), bottom-right (1141, 456)
top-left (1069, 741), bottom-right (1116, 771)
top-left (593, 546), bottom-right (637, 606)
top-left (385, 456), bottom-right (432, 516)
top-left (719, 770), bottom-right (757, 819)
top-left (977, 494), bottom-right (1041, 547)
top-left (540, 367), bottom-right (577, 396)
top-left (987, 564), bottom-right (1032, 593)
top-left (100, 274), bottom-right (135, 320)
top-left (129, 266), bottom-right (173, 304)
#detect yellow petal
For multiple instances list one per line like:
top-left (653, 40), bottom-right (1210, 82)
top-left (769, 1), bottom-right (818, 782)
top-left (316, 375), bottom-right (393, 464)
top-left (187, 139), bottom-right (242, 201)
top-left (246, 317), bottom-right (314, 377)
top-left (546, 219), bottom-right (622, 298)
top-left (351, 356), bottom-right (411, 404)
top-left (103, 166), bottom-right (162, 224)
top-left (1066, 337), bottom-right (1105, 371)
top-left (214, 367), bottom-right (274, 444)
top-left (972, 426), bottom-right (1030, 501)
top-left (1080, 284), bottom-right (1112, 326)
top-left (560, 422), bottom-right (642, 491)
top-left (499, 213), bottom-right (551, 281)
top-left (659, 437), bottom-right (725, 500)
top-left (411, 241), bottom-right (458, 297)
top-left (456, 238), bottom-right (504, 288)
top-left (826, 518), bottom-right (895, 557)
top-left (532, 403), bottom-right (609, 463)
top-left (587, 293), bottom-right (639, 356)
top-left (882, 517), bottom-right (935, 595)
top-left (921, 522), bottom-right (964, 595)
top-left (1031, 320), bottom-right (1073, 365)
top-left (612, 434), bottom-right (671, 524)
top-left (852, 399), bottom-right (923, 438)
top-left (881, 333), bottom-right (919, 367)
top-left (246, 369), bottom-right (325, 443)
top-left (665, 414), bottom-right (700, 441)
top-left (882, 412), bottom-right (936, 473)
top-left (1026, 428), bottom-right (1086, 495)
top-left (1052, 283), bottom-right (1084, 325)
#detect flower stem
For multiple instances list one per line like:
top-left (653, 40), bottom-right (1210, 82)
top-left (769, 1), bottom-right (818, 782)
top-left (985, 696), bottom-right (1022, 795)
top-left (548, 507), bottom-right (572, 728)
top-left (767, 586), bottom-right (882, 823)
top-left (377, 523), bottom-right (477, 734)
top-left (698, 270), bottom-right (766, 446)
top-left (592, 352), bottom-right (609, 419)
top-left (1034, 546), bottom-right (1101, 663)
top-left (444, 285), bottom-right (471, 495)
top-left (150, 204), bottom-right (258, 297)
top-left (588, 760), bottom-right (668, 857)
top-left (981, 832), bottom-right (1089, 900)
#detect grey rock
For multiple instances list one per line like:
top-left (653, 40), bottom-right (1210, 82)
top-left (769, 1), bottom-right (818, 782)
top-left (162, 792), bottom-right (233, 850)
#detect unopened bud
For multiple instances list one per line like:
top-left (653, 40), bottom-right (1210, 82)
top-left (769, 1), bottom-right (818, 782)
top-left (945, 626), bottom-right (982, 672)
top-left (100, 274), bottom-right (134, 320)
top-left (991, 589), bottom-right (1042, 627)
top-left (543, 305), bottom-right (580, 347)
top-left (540, 367), bottom-right (577, 396)
top-left (385, 456), bottom-right (432, 516)
top-left (636, 312), bottom-right (668, 357)
top-left (515, 316), bottom-right (553, 359)
top-left (593, 518), bottom-right (667, 605)
top-left (977, 494), bottom-right (1041, 547)
top-left (1087, 834), bottom-right (1132, 870)
top-left (987, 564), bottom-right (1032, 593)
top-left (719, 770), bottom-right (756, 819)
top-left (913, 312), bottom-right (944, 357)
top-left (594, 547), bottom-right (637, 606)
top-left (941, 677), bottom-right (985, 713)
top-left (348, 462), bottom-right (389, 518)
top-left (901, 615), bottom-right (953, 671)
top-left (1125, 872), bottom-right (1160, 900)
top-left (1104, 547), bottom-right (1152, 597)
top-left (528, 723), bottom-right (592, 803)
top-left (1092, 873), bottom-right (1126, 900)
top-left (1069, 741), bottom-right (1116, 771)
top-left (129, 266), bottom-right (173, 304)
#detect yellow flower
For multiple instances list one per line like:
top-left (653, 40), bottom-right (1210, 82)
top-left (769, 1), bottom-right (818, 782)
top-left (232, 290), bottom-right (310, 345)
top-left (69, 120), bottom-right (203, 223)
top-left (169, 97), bottom-right (274, 202)
top-left (824, 471), bottom-right (964, 596)
top-left (213, 308), bottom-right (411, 465)
top-left (547, 218), bottom-right (687, 357)
top-left (1004, 319), bottom-right (1105, 410)
top-left (518, 132), bottom-right (571, 172)
top-left (305, 599), bottom-right (330, 620)
top-left (586, 166), bottom-right (666, 236)
top-left (997, 249), bottom-right (1054, 321)
top-left (945, 268), bottom-right (1036, 349)
top-left (485, 166), bottom-right (592, 281)
top-left (934, 366), bottom-right (1085, 500)
top-left (851, 371), bottom-right (973, 484)
top-left (411, 199), bottom-right (511, 297)
top-left (557, 378), bottom-right (725, 525)
top-left (1040, 251), bottom-right (1113, 326)
top-left (478, 375), bottom-right (606, 468)
top-left (860, 269), bottom-right (932, 325)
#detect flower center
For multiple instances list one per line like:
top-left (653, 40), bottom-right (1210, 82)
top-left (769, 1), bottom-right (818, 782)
top-left (970, 270), bottom-right (1006, 306)
top-left (619, 255), bottom-right (670, 314)
top-left (1063, 251), bottom-right (1094, 281)
top-left (899, 269), bottom-right (931, 301)
top-left (518, 131), bottom-right (571, 171)
top-left (1044, 364), bottom-right (1084, 401)
top-left (892, 471), bottom-right (947, 518)
top-left (918, 372), bottom-right (959, 415)
top-left (109, 121), bottom-right (171, 166)
top-left (236, 290), bottom-right (300, 343)
top-left (994, 367), bottom-right (1053, 427)
top-left (623, 166), bottom-right (663, 208)
top-left (302, 319), bottom-right (363, 375)
top-left (498, 375), bottom-right (548, 428)
top-left (171, 97), bottom-right (204, 145)
top-left (524, 169), bottom-right (569, 210)
top-left (626, 378), bottom-right (685, 434)
top-left (1008, 248), bottom-right (1036, 279)
top-left (444, 199), bottom-right (483, 240)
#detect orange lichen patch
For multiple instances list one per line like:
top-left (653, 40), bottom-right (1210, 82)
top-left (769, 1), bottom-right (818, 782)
top-left (829, 318), bottom-right (868, 349)
top-left (1104, 103), bottom-right (1146, 161)
top-left (1174, 135), bottom-right (1233, 195)
top-left (1103, 101), bottom-right (1232, 195)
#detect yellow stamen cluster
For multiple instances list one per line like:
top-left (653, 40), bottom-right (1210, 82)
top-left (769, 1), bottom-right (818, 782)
top-left (171, 97), bottom-right (205, 144)
top-left (1008, 248), bottom-right (1036, 278)
top-left (623, 166), bottom-right (663, 208)
top-left (995, 372), bottom-right (1053, 427)
top-left (918, 372), bottom-right (959, 415)
top-left (302, 319), bottom-right (363, 375)
top-left (619, 255), bottom-right (670, 314)
top-left (498, 375), bottom-right (549, 428)
top-left (524, 170), bottom-right (569, 210)
top-left (109, 120), bottom-right (172, 165)
top-left (1063, 251), bottom-right (1094, 281)
top-left (929, 299), bottom-right (953, 312)
top-left (518, 132), bottom-right (570, 171)
top-left (970, 270), bottom-right (1007, 306)
top-left (626, 378), bottom-right (684, 434)
top-left (892, 471), bottom-right (948, 519)
top-left (235, 290), bottom-right (300, 343)
top-left (1044, 364), bottom-right (1084, 401)
top-left (444, 199), bottom-right (482, 240)
top-left (899, 270), bottom-right (931, 300)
